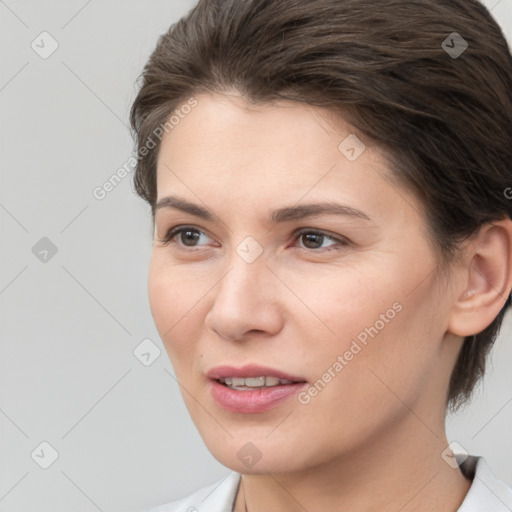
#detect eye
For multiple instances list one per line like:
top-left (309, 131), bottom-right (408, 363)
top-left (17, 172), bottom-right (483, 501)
top-left (157, 226), bottom-right (349, 253)
top-left (158, 226), bottom-right (214, 248)
top-left (293, 229), bottom-right (349, 252)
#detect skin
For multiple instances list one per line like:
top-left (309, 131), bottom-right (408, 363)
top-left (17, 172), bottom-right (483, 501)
top-left (148, 91), bottom-right (512, 512)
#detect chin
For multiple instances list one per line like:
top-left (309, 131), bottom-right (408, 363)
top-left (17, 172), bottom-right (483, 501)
top-left (202, 435), bottom-right (307, 474)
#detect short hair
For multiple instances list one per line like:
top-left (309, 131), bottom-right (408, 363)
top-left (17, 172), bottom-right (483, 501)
top-left (130, 0), bottom-right (512, 412)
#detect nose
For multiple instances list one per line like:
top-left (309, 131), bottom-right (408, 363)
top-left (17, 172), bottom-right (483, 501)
top-left (204, 255), bottom-right (284, 342)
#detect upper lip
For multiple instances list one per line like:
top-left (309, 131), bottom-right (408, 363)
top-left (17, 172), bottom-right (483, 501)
top-left (206, 364), bottom-right (307, 382)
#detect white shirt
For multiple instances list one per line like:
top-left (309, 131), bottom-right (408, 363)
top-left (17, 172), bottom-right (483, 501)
top-left (144, 455), bottom-right (512, 512)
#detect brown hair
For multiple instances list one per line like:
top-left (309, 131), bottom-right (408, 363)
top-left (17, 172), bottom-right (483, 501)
top-left (130, 0), bottom-right (512, 411)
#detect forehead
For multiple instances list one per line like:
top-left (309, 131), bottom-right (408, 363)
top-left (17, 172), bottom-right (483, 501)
top-left (154, 93), bottom-right (421, 226)
top-left (160, 92), bottom-right (364, 150)
top-left (157, 93), bottom-right (373, 182)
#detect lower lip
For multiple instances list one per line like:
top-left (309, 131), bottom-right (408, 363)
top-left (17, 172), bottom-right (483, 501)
top-left (209, 379), bottom-right (308, 413)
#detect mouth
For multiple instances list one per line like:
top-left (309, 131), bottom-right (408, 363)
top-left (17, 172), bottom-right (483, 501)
top-left (206, 364), bottom-right (308, 412)
top-left (207, 364), bottom-right (308, 387)
top-left (216, 375), bottom-right (304, 390)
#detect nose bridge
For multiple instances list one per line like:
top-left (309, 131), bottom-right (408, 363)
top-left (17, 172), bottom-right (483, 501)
top-left (217, 244), bottom-right (271, 306)
top-left (205, 243), bottom-right (283, 339)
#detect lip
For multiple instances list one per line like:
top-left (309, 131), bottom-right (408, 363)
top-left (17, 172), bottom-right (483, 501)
top-left (208, 379), bottom-right (308, 413)
top-left (206, 364), bottom-right (307, 382)
top-left (206, 364), bottom-right (308, 413)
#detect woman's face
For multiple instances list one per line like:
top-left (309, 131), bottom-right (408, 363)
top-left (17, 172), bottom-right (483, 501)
top-left (149, 92), bottom-right (462, 473)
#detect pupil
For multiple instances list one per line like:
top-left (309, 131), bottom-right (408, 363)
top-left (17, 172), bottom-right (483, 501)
top-left (182, 230), bottom-right (200, 246)
top-left (303, 233), bottom-right (322, 249)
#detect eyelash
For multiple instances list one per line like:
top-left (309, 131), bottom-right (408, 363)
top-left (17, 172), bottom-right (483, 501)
top-left (157, 225), bottom-right (350, 253)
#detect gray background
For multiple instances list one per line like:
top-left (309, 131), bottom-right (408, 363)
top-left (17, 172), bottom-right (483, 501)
top-left (0, 1), bottom-right (511, 511)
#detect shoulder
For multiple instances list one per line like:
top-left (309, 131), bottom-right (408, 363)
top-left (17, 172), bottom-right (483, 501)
top-left (458, 455), bottom-right (512, 511)
top-left (142, 472), bottom-right (241, 512)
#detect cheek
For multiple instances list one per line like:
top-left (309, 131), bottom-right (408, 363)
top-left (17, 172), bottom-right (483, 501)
top-left (147, 255), bottom-right (204, 362)
top-left (282, 263), bottom-right (396, 347)
top-left (288, 264), bottom-right (437, 402)
top-left (148, 258), bottom-right (174, 337)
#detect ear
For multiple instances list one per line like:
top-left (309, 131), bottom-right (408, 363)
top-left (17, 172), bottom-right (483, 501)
top-left (448, 218), bottom-right (512, 337)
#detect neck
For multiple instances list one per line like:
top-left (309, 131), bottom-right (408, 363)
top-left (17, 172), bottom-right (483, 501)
top-left (234, 413), bottom-right (472, 512)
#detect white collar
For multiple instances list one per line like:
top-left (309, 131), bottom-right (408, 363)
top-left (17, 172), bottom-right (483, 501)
top-left (457, 455), bottom-right (512, 511)
top-left (145, 455), bottom-right (512, 512)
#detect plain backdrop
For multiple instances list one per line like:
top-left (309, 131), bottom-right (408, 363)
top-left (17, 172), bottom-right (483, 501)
top-left (1, 1), bottom-right (511, 511)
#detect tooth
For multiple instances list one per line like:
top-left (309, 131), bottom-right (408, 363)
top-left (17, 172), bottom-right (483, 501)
top-left (220, 376), bottom-right (298, 389)
top-left (244, 377), bottom-right (266, 387)
top-left (265, 376), bottom-right (281, 387)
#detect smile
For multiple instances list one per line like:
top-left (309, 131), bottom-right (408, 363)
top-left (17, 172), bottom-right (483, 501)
top-left (217, 376), bottom-right (296, 389)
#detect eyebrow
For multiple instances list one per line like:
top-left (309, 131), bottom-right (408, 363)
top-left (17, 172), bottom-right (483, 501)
top-left (154, 195), bottom-right (373, 224)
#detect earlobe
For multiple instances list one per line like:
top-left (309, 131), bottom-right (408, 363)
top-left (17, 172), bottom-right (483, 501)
top-left (448, 218), bottom-right (512, 338)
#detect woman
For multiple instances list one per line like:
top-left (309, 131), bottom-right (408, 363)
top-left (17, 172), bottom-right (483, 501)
top-left (130, 0), bottom-right (512, 510)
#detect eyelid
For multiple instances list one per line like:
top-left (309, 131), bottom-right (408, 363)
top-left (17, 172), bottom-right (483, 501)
top-left (292, 227), bottom-right (349, 246)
